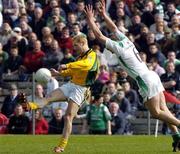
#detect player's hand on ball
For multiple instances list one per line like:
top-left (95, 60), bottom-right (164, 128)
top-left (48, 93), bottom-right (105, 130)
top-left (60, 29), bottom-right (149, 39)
top-left (58, 64), bottom-right (67, 71)
top-left (50, 68), bottom-right (60, 76)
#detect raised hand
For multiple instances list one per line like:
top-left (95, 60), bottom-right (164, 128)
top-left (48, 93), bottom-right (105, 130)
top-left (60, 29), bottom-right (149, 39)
top-left (84, 5), bottom-right (95, 20)
top-left (97, 0), bottom-right (106, 15)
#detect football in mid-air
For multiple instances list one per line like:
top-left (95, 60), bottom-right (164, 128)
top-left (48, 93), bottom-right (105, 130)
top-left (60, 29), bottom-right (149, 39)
top-left (35, 68), bottom-right (51, 84)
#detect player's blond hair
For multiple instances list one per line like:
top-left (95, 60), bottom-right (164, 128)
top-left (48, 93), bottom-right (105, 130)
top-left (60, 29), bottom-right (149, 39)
top-left (73, 34), bottom-right (88, 45)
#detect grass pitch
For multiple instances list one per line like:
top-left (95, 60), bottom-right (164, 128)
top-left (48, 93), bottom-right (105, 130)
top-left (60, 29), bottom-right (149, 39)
top-left (0, 135), bottom-right (175, 154)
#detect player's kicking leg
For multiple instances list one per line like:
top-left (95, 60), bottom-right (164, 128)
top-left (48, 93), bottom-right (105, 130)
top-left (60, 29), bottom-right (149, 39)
top-left (21, 89), bottom-right (67, 110)
top-left (54, 100), bottom-right (79, 153)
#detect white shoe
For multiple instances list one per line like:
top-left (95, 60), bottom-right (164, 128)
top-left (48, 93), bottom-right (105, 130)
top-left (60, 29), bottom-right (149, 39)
top-left (54, 147), bottom-right (64, 153)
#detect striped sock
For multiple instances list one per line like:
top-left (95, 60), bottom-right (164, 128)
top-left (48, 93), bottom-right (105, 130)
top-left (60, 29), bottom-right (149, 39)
top-left (58, 137), bottom-right (68, 149)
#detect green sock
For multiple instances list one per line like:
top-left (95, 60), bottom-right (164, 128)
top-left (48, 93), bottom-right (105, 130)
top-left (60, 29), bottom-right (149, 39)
top-left (172, 132), bottom-right (180, 142)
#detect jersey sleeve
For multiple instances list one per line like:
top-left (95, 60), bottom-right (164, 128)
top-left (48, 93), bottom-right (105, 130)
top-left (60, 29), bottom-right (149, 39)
top-left (105, 38), bottom-right (123, 56)
top-left (114, 29), bottom-right (127, 41)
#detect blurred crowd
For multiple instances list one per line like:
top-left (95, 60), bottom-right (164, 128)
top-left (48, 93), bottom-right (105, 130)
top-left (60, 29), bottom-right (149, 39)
top-left (0, 0), bottom-right (180, 135)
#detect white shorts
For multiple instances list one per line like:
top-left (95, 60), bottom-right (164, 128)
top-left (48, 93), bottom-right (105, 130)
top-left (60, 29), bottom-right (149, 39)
top-left (59, 82), bottom-right (87, 106)
top-left (137, 71), bottom-right (164, 102)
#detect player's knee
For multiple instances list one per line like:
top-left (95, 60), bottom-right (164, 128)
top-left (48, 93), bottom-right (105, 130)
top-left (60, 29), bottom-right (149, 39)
top-left (150, 109), bottom-right (161, 119)
top-left (64, 114), bottom-right (74, 122)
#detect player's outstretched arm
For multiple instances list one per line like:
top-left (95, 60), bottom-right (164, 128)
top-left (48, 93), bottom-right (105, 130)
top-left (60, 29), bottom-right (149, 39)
top-left (97, 0), bottom-right (118, 33)
top-left (84, 5), bottom-right (107, 45)
top-left (98, 0), bottom-right (127, 41)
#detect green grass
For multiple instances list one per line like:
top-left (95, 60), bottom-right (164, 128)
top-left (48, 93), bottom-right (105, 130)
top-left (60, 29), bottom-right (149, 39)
top-left (0, 135), bottom-right (175, 154)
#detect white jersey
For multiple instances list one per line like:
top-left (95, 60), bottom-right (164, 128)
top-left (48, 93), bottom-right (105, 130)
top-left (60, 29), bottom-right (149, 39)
top-left (106, 30), bottom-right (149, 80)
top-left (105, 30), bottom-right (164, 101)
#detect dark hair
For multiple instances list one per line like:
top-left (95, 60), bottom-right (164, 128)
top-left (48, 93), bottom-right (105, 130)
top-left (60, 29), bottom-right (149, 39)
top-left (149, 43), bottom-right (161, 50)
top-left (94, 94), bottom-right (103, 101)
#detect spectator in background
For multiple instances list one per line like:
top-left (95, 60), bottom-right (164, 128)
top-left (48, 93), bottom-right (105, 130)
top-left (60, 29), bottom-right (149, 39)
top-left (29, 109), bottom-right (48, 134)
top-left (42, 39), bottom-right (64, 70)
top-left (27, 32), bottom-right (37, 51)
top-left (158, 27), bottom-right (175, 57)
top-left (110, 88), bottom-right (131, 116)
top-left (60, 48), bottom-right (75, 64)
top-left (148, 43), bottom-right (166, 66)
top-left (149, 13), bottom-right (167, 34)
top-left (27, 84), bottom-right (45, 108)
top-left (128, 14), bottom-right (142, 37)
top-left (0, 42), bottom-right (8, 77)
top-left (19, 20), bottom-right (32, 38)
top-left (141, 0), bottom-right (157, 27)
top-left (4, 27), bottom-right (28, 58)
top-left (109, 101), bottom-right (127, 134)
top-left (86, 94), bottom-right (111, 135)
top-left (41, 34), bottom-right (54, 54)
top-left (48, 108), bottom-right (64, 134)
top-left (97, 64), bottom-right (110, 84)
top-left (141, 32), bottom-right (156, 58)
top-left (58, 27), bottom-right (73, 54)
top-left (53, 20), bottom-right (66, 41)
top-left (150, 57), bottom-right (165, 77)
top-left (61, 0), bottom-right (77, 15)
top-left (164, 2), bottom-right (180, 23)
top-left (116, 7), bottom-right (132, 29)
top-left (139, 52), bottom-right (148, 64)
top-left (47, 14), bottom-right (61, 32)
top-left (26, 0), bottom-right (35, 18)
top-left (76, 0), bottom-right (86, 26)
top-left (164, 51), bottom-right (180, 69)
top-left (103, 92), bottom-right (111, 108)
top-left (4, 46), bottom-right (23, 75)
top-left (0, 22), bottom-right (12, 46)
top-left (118, 68), bottom-right (138, 91)
top-left (105, 82), bottom-right (117, 98)
top-left (171, 23), bottom-right (180, 38)
top-left (1, 84), bottom-right (19, 118)
top-left (109, 72), bottom-right (122, 90)
top-left (51, 4), bottom-right (66, 21)
top-left (20, 40), bottom-right (45, 74)
top-left (92, 64), bottom-right (109, 96)
top-left (67, 12), bottom-right (78, 30)
top-left (71, 22), bottom-right (86, 37)
top-left (121, 81), bottom-right (140, 114)
top-left (8, 104), bottom-right (30, 134)
top-left (29, 7), bottom-right (46, 40)
top-left (2, 0), bottom-right (19, 24)
top-left (153, 21), bottom-right (166, 41)
top-left (41, 26), bottom-right (52, 42)
top-left (0, 112), bottom-right (9, 134)
top-left (17, 0), bottom-right (25, 9)
top-left (161, 61), bottom-right (180, 96)
top-left (135, 25), bottom-right (149, 52)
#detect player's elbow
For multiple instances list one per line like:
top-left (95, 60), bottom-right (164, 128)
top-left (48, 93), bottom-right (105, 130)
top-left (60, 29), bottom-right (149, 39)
top-left (96, 34), bottom-right (107, 45)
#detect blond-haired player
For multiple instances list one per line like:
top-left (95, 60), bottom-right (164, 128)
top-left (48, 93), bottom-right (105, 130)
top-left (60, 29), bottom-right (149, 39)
top-left (23, 34), bottom-right (99, 153)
